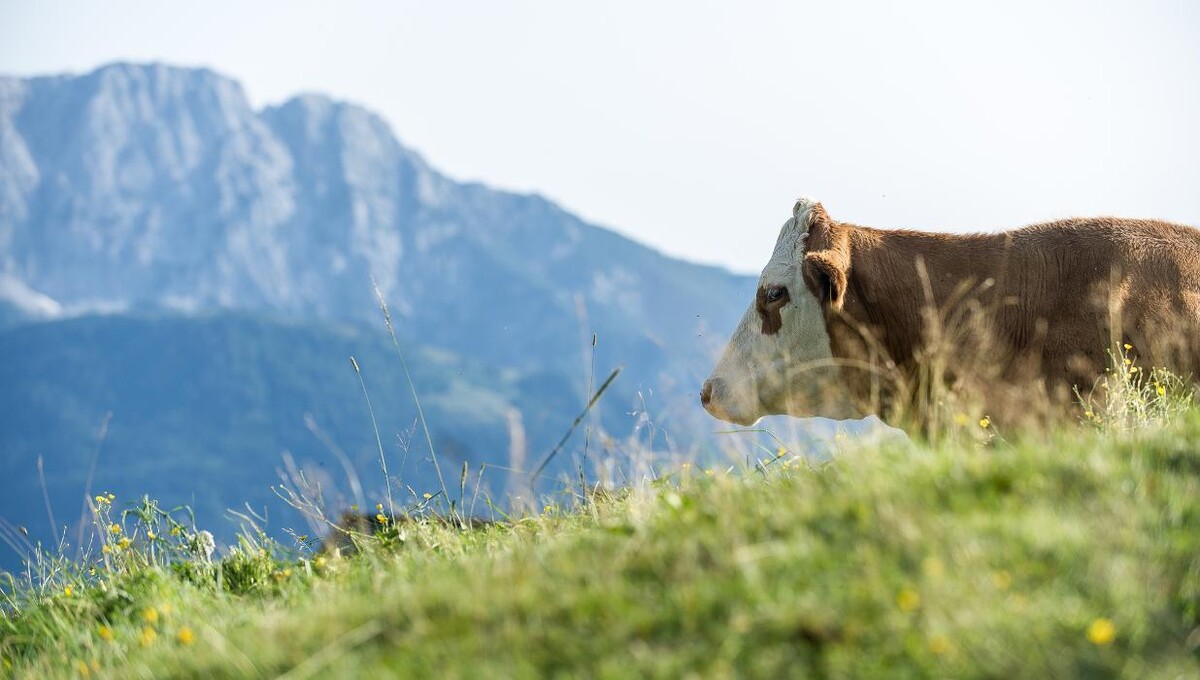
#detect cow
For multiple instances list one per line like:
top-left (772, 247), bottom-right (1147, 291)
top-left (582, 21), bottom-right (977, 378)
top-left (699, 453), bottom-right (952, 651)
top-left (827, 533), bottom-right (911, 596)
top-left (701, 198), bottom-right (1200, 427)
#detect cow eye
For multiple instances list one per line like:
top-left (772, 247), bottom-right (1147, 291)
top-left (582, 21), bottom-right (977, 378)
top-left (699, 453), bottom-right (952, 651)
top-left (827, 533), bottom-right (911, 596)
top-left (766, 286), bottom-right (786, 303)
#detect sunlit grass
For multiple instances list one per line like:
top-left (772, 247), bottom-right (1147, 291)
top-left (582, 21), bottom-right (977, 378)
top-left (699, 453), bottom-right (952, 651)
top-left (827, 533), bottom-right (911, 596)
top-left (3, 388), bottom-right (1199, 677)
top-left (1078, 344), bottom-right (1196, 432)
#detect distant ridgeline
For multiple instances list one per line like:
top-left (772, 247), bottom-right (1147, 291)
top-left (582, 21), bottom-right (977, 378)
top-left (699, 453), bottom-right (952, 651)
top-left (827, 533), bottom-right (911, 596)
top-left (0, 62), bottom-right (761, 569)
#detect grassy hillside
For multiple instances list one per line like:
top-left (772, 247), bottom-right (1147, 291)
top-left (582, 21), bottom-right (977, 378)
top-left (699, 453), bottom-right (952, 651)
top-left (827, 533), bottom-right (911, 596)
top-left (3, 407), bottom-right (1199, 678)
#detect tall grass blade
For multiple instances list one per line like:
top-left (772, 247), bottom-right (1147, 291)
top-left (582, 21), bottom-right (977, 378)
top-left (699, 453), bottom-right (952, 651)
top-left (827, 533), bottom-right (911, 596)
top-left (36, 455), bottom-right (57, 538)
top-left (350, 355), bottom-right (395, 517)
top-left (531, 366), bottom-right (622, 483)
top-left (371, 278), bottom-right (452, 519)
top-left (75, 411), bottom-right (112, 557)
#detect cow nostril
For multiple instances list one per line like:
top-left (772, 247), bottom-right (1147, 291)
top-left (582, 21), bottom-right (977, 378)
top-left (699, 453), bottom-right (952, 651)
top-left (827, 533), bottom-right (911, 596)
top-left (701, 378), bottom-right (726, 409)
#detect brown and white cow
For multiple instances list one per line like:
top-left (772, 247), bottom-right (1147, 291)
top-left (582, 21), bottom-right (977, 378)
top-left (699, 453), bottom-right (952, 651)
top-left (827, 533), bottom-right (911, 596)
top-left (702, 198), bottom-right (1200, 425)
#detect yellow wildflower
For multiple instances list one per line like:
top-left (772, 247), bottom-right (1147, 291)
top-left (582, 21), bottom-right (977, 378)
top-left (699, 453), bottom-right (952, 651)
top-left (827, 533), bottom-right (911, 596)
top-left (170, 525), bottom-right (182, 537)
top-left (979, 416), bottom-right (991, 429)
top-left (896, 588), bottom-right (921, 612)
top-left (314, 556), bottom-right (327, 570)
top-left (142, 607), bottom-right (159, 624)
top-left (1123, 343), bottom-right (1133, 350)
top-left (1156, 385), bottom-right (1166, 397)
top-left (146, 530), bottom-right (157, 541)
top-left (991, 570), bottom-right (1012, 590)
top-left (63, 586), bottom-right (74, 597)
top-left (108, 523), bottom-right (121, 535)
top-left (101, 545), bottom-right (112, 555)
top-left (139, 626), bottom-right (157, 647)
top-left (921, 557), bottom-right (945, 578)
top-left (117, 537), bottom-right (132, 550)
top-left (97, 625), bottom-right (114, 642)
top-left (375, 513), bottom-right (389, 525)
top-left (928, 634), bottom-right (953, 656)
top-left (177, 627), bottom-right (195, 645)
top-left (376, 503), bottom-right (383, 511)
top-left (1087, 618), bottom-right (1116, 646)
top-left (422, 493), bottom-right (432, 500)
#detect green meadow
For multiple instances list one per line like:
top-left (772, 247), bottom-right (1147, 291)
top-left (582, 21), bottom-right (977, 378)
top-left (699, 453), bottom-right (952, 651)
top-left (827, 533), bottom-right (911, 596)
top-left (3, 366), bottom-right (1199, 679)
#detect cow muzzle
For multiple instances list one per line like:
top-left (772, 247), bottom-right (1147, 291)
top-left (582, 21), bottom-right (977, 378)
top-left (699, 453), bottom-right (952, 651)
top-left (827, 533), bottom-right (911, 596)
top-left (699, 377), bottom-right (717, 408)
top-left (700, 377), bottom-right (758, 425)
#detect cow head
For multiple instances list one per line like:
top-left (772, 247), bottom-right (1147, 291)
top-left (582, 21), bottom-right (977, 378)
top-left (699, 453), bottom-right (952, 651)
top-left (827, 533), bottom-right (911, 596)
top-left (701, 198), bottom-right (852, 424)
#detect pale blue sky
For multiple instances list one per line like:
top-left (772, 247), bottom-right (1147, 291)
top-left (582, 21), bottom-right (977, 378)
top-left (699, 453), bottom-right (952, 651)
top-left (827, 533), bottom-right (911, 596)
top-left (3, 0), bottom-right (1198, 273)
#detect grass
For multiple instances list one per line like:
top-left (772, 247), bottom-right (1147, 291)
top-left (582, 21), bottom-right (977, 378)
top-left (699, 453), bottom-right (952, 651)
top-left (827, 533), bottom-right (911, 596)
top-left (3, 398), bottom-right (1200, 678)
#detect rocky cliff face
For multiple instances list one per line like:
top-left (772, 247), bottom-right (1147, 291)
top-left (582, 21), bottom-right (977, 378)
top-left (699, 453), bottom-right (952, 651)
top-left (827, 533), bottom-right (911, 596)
top-left (0, 63), bottom-right (761, 563)
top-left (0, 62), bottom-right (749, 377)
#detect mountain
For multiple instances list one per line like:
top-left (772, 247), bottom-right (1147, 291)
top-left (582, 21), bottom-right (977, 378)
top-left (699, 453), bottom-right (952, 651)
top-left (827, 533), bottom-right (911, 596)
top-left (0, 63), bottom-right (758, 568)
top-left (0, 63), bottom-right (749, 371)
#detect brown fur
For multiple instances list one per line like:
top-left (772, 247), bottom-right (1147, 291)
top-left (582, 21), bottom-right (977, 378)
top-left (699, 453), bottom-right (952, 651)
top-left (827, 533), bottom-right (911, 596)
top-left (801, 204), bottom-right (1200, 421)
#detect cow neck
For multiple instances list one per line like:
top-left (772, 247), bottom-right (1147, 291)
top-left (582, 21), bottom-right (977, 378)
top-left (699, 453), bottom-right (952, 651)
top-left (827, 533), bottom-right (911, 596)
top-left (846, 226), bottom-right (1008, 311)
top-left (827, 225), bottom-right (983, 369)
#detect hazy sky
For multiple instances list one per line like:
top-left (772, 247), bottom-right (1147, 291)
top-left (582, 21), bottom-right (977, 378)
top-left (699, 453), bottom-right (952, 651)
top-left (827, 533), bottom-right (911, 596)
top-left (3, 1), bottom-right (1198, 273)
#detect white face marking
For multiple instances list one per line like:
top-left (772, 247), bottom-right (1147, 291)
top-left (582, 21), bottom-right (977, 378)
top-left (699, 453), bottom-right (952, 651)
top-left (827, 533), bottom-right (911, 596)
top-left (702, 200), bottom-right (845, 424)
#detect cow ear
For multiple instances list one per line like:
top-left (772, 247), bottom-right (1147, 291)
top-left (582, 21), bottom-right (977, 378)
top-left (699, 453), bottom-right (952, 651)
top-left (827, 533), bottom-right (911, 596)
top-left (804, 251), bottom-right (847, 311)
